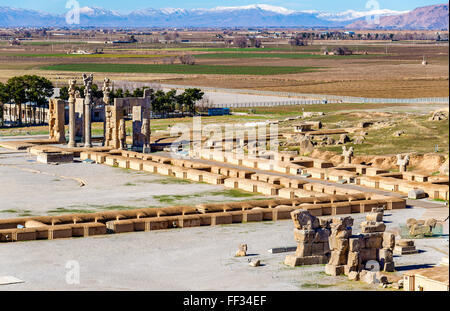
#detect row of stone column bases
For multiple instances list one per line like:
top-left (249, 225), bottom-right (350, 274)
top-left (0, 149), bottom-right (405, 243)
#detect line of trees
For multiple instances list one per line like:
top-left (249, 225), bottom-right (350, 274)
top-left (288, 31), bottom-right (448, 42)
top-left (0, 75), bottom-right (54, 126)
top-left (59, 85), bottom-right (204, 115)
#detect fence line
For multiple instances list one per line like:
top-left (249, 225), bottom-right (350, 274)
top-left (113, 80), bottom-right (449, 105)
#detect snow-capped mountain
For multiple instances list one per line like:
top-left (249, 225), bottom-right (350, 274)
top-left (315, 9), bottom-right (410, 22)
top-left (0, 4), bottom-right (448, 29)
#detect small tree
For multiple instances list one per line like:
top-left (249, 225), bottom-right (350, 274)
top-left (332, 46), bottom-right (353, 55)
top-left (176, 88), bottom-right (204, 115)
top-left (0, 82), bottom-right (10, 127)
top-left (6, 76), bottom-right (27, 125)
top-left (23, 75), bottom-right (54, 124)
top-left (249, 37), bottom-right (262, 48)
top-left (289, 34), bottom-right (308, 46)
top-left (178, 54), bottom-right (196, 65)
top-left (233, 36), bottom-right (248, 48)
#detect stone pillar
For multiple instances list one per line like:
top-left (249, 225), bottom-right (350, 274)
top-left (68, 80), bottom-right (77, 148)
top-left (48, 99), bottom-right (66, 144)
top-left (102, 78), bottom-right (112, 146)
top-left (83, 74), bottom-right (94, 148)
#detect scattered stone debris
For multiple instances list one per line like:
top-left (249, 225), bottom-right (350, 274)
top-left (429, 110), bottom-right (448, 121)
top-left (405, 218), bottom-right (438, 238)
top-left (354, 136), bottom-right (365, 145)
top-left (299, 136), bottom-right (315, 154)
top-left (394, 239), bottom-right (418, 255)
top-left (326, 136), bottom-right (335, 145)
top-left (236, 244), bottom-right (248, 257)
top-left (303, 112), bottom-right (325, 118)
top-left (249, 259), bottom-right (261, 267)
top-left (393, 130), bottom-right (405, 137)
top-left (358, 122), bottom-right (373, 128)
top-left (337, 134), bottom-right (351, 145)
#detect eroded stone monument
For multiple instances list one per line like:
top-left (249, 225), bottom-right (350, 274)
top-left (397, 154), bottom-right (410, 173)
top-left (342, 146), bottom-right (354, 164)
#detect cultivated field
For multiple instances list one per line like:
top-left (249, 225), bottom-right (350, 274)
top-left (0, 35), bottom-right (448, 98)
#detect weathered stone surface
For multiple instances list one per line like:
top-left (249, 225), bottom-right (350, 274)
top-left (393, 245), bottom-right (418, 255)
top-left (359, 248), bottom-right (378, 262)
top-left (311, 242), bottom-right (325, 255)
top-left (319, 217), bottom-right (332, 229)
top-left (331, 217), bottom-right (354, 230)
top-left (349, 237), bottom-right (361, 252)
top-left (325, 264), bottom-right (345, 276)
top-left (409, 223), bottom-right (432, 237)
top-left (363, 233), bottom-right (383, 249)
top-left (378, 248), bottom-right (394, 263)
top-left (291, 209), bottom-right (320, 230)
top-left (406, 218), bottom-right (417, 227)
top-left (383, 261), bottom-right (395, 272)
top-left (284, 255), bottom-right (328, 267)
top-left (344, 264), bottom-right (358, 276)
top-left (366, 212), bottom-right (383, 222)
top-left (360, 221), bottom-right (386, 233)
top-left (295, 242), bottom-right (313, 257)
top-left (424, 218), bottom-right (438, 228)
top-left (249, 259), bottom-right (261, 267)
top-left (314, 228), bottom-right (330, 243)
top-left (294, 229), bottom-right (316, 243)
top-left (236, 244), bottom-right (248, 257)
top-left (382, 232), bottom-right (395, 249)
top-left (362, 271), bottom-right (381, 284)
top-left (299, 136), bottom-right (315, 154)
top-left (328, 250), bottom-right (348, 266)
top-left (348, 271), bottom-right (359, 281)
top-left (347, 251), bottom-right (361, 268)
top-left (329, 235), bottom-right (349, 252)
top-left (397, 239), bottom-right (414, 247)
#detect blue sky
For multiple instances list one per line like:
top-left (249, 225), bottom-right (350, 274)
top-left (0, 0), bottom-right (444, 13)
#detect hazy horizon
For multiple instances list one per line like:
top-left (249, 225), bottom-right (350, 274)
top-left (0, 0), bottom-right (446, 14)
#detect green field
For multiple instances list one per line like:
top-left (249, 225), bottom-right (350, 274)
top-left (41, 63), bottom-right (321, 75)
top-left (3, 53), bottom-right (169, 58)
top-left (194, 53), bottom-right (378, 59)
top-left (21, 41), bottom-right (89, 46)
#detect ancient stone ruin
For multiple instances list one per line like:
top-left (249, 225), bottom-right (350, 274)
top-left (325, 209), bottom-right (396, 279)
top-left (284, 210), bottom-right (330, 266)
top-left (397, 154), bottom-right (410, 173)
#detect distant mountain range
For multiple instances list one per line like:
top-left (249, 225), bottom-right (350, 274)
top-left (347, 3), bottom-right (449, 30)
top-left (0, 3), bottom-right (448, 29)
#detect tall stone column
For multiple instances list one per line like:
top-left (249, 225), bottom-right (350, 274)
top-left (83, 74), bottom-right (94, 148)
top-left (102, 78), bottom-right (112, 146)
top-left (68, 80), bottom-right (77, 147)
